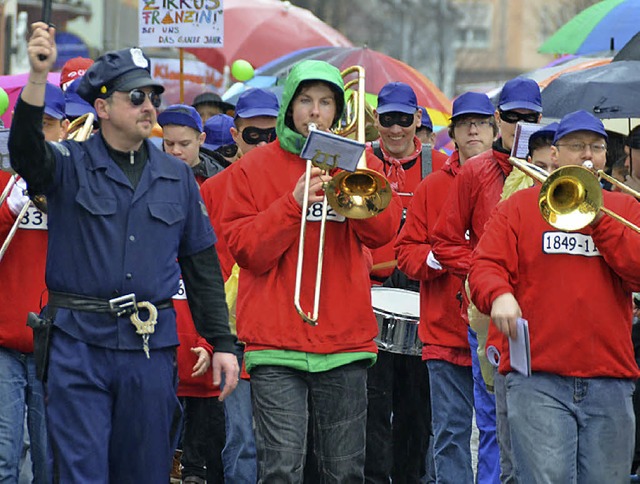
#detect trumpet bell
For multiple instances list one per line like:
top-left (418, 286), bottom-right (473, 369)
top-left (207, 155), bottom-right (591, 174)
top-left (325, 168), bottom-right (393, 219)
top-left (538, 165), bottom-right (602, 231)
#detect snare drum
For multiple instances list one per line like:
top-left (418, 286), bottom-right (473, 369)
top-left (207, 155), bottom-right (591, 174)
top-left (371, 286), bottom-right (421, 356)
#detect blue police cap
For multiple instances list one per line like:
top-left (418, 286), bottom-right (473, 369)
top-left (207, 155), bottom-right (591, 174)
top-left (77, 48), bottom-right (164, 106)
top-left (202, 114), bottom-right (236, 152)
top-left (158, 104), bottom-right (203, 132)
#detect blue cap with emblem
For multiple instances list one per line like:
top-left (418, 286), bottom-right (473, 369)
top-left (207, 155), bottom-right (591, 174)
top-left (76, 47), bottom-right (164, 106)
top-left (202, 114), bottom-right (235, 152)
top-left (157, 104), bottom-right (203, 132)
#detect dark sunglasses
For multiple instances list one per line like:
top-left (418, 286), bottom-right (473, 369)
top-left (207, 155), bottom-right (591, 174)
top-left (241, 126), bottom-right (276, 145)
top-left (499, 110), bottom-right (539, 124)
top-left (379, 112), bottom-right (415, 128)
top-left (128, 89), bottom-right (162, 108)
top-left (216, 143), bottom-right (239, 158)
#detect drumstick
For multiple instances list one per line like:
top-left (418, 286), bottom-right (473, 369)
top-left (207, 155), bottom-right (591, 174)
top-left (371, 259), bottom-right (397, 272)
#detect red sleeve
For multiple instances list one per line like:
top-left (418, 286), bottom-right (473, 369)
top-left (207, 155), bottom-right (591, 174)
top-left (468, 199), bottom-right (518, 315)
top-left (431, 165), bottom-right (476, 278)
top-left (221, 162), bottom-right (303, 275)
top-left (590, 192), bottom-right (640, 291)
top-left (348, 151), bottom-right (403, 249)
top-left (196, 336), bottom-right (214, 356)
top-left (395, 175), bottom-right (445, 281)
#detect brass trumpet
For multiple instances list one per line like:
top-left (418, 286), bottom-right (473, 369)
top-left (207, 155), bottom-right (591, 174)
top-left (509, 157), bottom-right (640, 233)
top-left (293, 65), bottom-right (393, 326)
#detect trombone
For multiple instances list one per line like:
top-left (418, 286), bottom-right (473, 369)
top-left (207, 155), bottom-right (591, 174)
top-left (509, 157), bottom-right (640, 233)
top-left (294, 65), bottom-right (393, 325)
top-left (0, 112), bottom-right (95, 263)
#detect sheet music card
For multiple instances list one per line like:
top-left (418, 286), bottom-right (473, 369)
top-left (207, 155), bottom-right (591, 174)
top-left (300, 129), bottom-right (365, 173)
top-left (511, 122), bottom-right (543, 159)
top-left (508, 317), bottom-right (531, 377)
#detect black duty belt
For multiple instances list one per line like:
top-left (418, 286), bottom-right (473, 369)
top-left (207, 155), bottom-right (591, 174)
top-left (48, 291), bottom-right (173, 317)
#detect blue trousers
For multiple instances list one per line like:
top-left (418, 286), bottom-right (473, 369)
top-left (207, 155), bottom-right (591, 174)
top-left (46, 329), bottom-right (181, 484)
top-left (0, 348), bottom-right (49, 483)
top-left (507, 372), bottom-right (635, 484)
top-left (468, 328), bottom-right (500, 484)
top-left (250, 362), bottom-right (368, 483)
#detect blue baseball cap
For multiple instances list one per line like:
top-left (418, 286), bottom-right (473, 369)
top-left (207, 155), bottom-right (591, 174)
top-left (528, 122), bottom-right (559, 153)
top-left (376, 82), bottom-right (418, 115)
top-left (77, 47), bottom-right (164, 105)
top-left (157, 104), bottom-right (203, 132)
top-left (498, 77), bottom-right (542, 113)
top-left (419, 107), bottom-right (433, 130)
top-left (553, 110), bottom-right (608, 144)
top-left (234, 88), bottom-right (279, 119)
top-left (44, 83), bottom-right (66, 120)
top-left (202, 114), bottom-right (235, 151)
top-left (451, 92), bottom-right (495, 119)
top-left (65, 78), bottom-right (97, 119)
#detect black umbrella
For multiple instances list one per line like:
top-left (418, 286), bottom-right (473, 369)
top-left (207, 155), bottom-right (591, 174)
top-left (613, 31), bottom-right (640, 61)
top-left (541, 60), bottom-right (640, 119)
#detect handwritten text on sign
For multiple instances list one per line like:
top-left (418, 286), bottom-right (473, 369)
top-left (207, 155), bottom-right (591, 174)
top-left (139, 0), bottom-right (224, 48)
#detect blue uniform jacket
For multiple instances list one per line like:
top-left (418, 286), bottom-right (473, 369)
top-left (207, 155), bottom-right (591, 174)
top-left (42, 135), bottom-right (216, 349)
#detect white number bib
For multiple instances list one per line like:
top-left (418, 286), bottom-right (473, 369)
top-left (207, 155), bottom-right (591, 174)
top-left (18, 206), bottom-right (47, 230)
top-left (305, 202), bottom-right (346, 223)
top-left (542, 231), bottom-right (601, 257)
top-left (173, 278), bottom-right (187, 300)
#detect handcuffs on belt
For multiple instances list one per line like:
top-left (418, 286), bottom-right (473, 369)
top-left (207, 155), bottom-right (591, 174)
top-left (109, 294), bottom-right (158, 359)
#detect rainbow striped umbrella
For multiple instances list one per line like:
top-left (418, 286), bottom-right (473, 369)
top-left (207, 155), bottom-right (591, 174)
top-left (539, 0), bottom-right (640, 55)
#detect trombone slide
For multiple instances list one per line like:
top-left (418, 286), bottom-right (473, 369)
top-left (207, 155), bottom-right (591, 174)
top-left (0, 200), bottom-right (31, 263)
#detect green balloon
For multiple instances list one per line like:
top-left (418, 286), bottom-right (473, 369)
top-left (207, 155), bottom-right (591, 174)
top-left (231, 59), bottom-right (255, 82)
top-left (0, 87), bottom-right (8, 116)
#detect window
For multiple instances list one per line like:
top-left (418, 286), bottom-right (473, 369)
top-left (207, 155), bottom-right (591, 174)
top-left (453, 1), bottom-right (493, 49)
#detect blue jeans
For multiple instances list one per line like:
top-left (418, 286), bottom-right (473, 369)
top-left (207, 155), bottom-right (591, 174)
top-left (506, 372), bottom-right (635, 484)
top-left (493, 370), bottom-right (517, 484)
top-left (468, 328), bottom-right (500, 484)
top-left (250, 361), bottom-right (368, 483)
top-left (426, 359), bottom-right (474, 484)
top-left (221, 361), bottom-right (257, 484)
top-left (0, 347), bottom-right (49, 483)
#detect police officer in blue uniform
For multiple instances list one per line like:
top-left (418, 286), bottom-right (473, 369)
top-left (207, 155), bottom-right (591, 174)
top-left (10, 22), bottom-right (239, 483)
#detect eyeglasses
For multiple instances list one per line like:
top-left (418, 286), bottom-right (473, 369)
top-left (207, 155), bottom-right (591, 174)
top-left (455, 119), bottom-right (494, 130)
top-left (240, 126), bottom-right (276, 145)
top-left (555, 142), bottom-right (607, 154)
top-left (128, 89), bottom-right (162, 108)
top-left (378, 112), bottom-right (415, 128)
top-left (498, 110), bottom-right (540, 124)
top-left (216, 143), bottom-right (239, 158)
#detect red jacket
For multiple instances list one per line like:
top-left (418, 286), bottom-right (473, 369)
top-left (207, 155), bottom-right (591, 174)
top-left (395, 153), bottom-right (471, 365)
top-left (432, 146), bottom-right (511, 278)
top-left (173, 280), bottom-right (220, 398)
top-left (367, 138), bottom-right (448, 281)
top-left (200, 163), bottom-right (240, 281)
top-left (470, 186), bottom-right (640, 379)
top-left (0, 171), bottom-right (48, 353)
top-left (221, 140), bottom-right (403, 354)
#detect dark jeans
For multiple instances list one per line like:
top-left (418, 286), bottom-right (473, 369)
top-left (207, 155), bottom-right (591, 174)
top-left (365, 350), bottom-right (431, 484)
top-left (180, 396), bottom-right (226, 483)
top-left (250, 361), bottom-right (368, 483)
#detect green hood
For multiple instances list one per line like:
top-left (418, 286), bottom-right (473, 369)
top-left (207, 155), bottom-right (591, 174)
top-left (276, 60), bottom-right (345, 155)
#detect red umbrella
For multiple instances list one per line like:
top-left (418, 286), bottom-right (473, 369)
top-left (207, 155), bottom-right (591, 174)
top-left (185, 0), bottom-right (352, 72)
top-left (256, 46), bottom-right (452, 122)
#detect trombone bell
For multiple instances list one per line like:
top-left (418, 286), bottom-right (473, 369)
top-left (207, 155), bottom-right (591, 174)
top-left (538, 165), bottom-right (602, 232)
top-left (326, 169), bottom-right (393, 219)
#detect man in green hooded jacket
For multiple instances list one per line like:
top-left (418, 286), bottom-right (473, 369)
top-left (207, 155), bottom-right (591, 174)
top-left (220, 60), bottom-right (403, 480)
